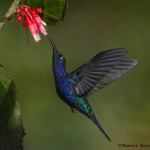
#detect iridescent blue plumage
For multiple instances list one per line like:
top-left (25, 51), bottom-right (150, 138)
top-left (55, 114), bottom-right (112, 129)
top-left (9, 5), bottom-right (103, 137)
top-left (47, 34), bottom-right (137, 141)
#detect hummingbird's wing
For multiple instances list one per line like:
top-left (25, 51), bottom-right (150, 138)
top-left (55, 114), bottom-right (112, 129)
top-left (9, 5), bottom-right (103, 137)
top-left (69, 49), bottom-right (137, 97)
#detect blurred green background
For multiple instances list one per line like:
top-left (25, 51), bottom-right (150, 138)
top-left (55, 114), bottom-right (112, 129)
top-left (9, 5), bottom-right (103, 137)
top-left (0, 0), bottom-right (150, 150)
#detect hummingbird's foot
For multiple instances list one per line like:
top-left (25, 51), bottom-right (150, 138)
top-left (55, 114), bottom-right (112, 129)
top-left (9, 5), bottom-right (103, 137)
top-left (71, 108), bottom-right (75, 113)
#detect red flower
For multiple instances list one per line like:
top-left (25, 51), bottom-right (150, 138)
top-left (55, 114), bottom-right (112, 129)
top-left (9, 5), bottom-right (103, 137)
top-left (16, 5), bottom-right (58, 42)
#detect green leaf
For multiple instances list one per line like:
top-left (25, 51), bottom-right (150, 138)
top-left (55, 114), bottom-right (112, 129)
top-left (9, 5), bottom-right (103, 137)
top-left (0, 66), bottom-right (24, 150)
top-left (22, 0), bottom-right (68, 27)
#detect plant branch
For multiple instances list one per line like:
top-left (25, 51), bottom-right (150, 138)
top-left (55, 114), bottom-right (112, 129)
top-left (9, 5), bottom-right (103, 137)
top-left (0, 0), bottom-right (21, 30)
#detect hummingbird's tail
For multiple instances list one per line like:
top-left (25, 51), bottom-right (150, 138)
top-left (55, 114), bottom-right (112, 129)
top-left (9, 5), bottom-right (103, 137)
top-left (91, 116), bottom-right (111, 141)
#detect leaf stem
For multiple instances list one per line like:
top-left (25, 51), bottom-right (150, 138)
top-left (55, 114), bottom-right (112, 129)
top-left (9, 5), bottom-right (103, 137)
top-left (0, 0), bottom-right (21, 30)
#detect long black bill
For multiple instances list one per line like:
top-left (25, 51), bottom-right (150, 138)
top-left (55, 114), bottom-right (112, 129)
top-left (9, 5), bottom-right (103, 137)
top-left (47, 34), bottom-right (58, 53)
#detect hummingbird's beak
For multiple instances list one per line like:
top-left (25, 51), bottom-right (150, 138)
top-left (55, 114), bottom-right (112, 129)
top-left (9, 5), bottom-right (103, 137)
top-left (47, 34), bottom-right (58, 53)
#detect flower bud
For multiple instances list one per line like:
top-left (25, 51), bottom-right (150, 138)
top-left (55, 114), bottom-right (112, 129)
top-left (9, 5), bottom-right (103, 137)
top-left (35, 8), bottom-right (42, 13)
top-left (16, 15), bottom-right (21, 22)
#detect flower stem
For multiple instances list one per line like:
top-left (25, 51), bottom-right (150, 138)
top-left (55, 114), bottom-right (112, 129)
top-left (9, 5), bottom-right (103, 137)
top-left (0, 0), bottom-right (21, 30)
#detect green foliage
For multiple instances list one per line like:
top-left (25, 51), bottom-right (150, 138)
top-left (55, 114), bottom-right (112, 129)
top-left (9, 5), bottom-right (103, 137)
top-left (0, 66), bottom-right (24, 150)
top-left (22, 0), bottom-right (68, 27)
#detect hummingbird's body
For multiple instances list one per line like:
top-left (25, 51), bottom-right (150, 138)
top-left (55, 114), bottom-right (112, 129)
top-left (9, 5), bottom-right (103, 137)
top-left (47, 34), bottom-right (137, 141)
top-left (52, 51), bottom-right (94, 119)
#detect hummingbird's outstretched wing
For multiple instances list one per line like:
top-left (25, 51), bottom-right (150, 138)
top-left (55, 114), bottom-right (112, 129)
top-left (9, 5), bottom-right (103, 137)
top-left (69, 49), bottom-right (137, 97)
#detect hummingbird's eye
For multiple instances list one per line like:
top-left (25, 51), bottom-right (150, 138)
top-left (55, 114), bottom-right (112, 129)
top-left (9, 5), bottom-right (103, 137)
top-left (59, 53), bottom-right (62, 57)
top-left (58, 53), bottom-right (63, 59)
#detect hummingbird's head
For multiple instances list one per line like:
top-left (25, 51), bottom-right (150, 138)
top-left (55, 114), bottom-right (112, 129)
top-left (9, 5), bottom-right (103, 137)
top-left (47, 34), bottom-right (66, 66)
top-left (53, 51), bottom-right (66, 65)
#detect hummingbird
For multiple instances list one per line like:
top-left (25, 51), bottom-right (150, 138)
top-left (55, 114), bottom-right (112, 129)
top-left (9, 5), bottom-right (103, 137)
top-left (47, 34), bottom-right (137, 141)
